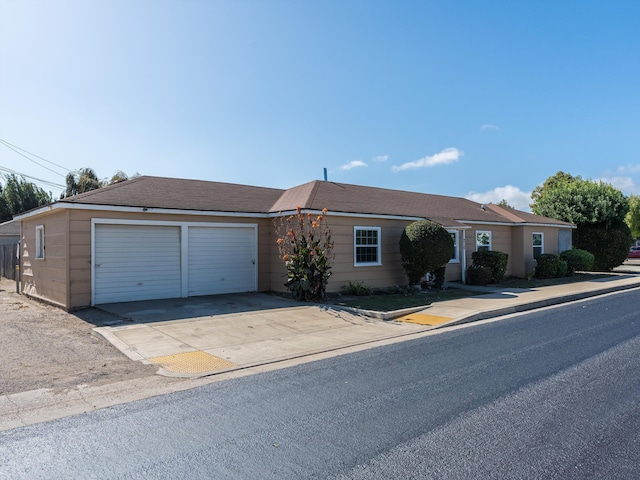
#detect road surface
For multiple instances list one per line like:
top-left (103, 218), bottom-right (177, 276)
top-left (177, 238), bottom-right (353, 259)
top-left (1, 289), bottom-right (640, 479)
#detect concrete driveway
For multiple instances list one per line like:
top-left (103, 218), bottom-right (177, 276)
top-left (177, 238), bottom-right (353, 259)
top-left (94, 293), bottom-right (427, 377)
top-left (94, 267), bottom-right (640, 379)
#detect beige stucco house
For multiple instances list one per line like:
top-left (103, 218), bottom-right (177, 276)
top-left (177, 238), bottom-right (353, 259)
top-left (14, 176), bottom-right (575, 310)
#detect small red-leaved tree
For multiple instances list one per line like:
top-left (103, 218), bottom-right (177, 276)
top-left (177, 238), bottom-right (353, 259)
top-left (274, 207), bottom-right (333, 301)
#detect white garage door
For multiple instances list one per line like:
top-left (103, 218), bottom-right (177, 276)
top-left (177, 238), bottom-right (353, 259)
top-left (188, 226), bottom-right (256, 296)
top-left (94, 224), bottom-right (182, 304)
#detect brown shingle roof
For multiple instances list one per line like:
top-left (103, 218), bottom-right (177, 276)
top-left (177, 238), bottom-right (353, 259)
top-left (270, 180), bottom-right (573, 227)
top-left (56, 176), bottom-right (573, 227)
top-left (60, 176), bottom-right (284, 214)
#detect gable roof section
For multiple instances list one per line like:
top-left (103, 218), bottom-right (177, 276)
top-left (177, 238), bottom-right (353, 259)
top-left (270, 180), bottom-right (573, 227)
top-left (59, 176), bottom-right (284, 214)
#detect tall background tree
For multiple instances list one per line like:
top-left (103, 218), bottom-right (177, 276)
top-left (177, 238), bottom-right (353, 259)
top-left (61, 168), bottom-right (138, 198)
top-left (625, 195), bottom-right (640, 240)
top-left (0, 174), bottom-right (53, 222)
top-left (62, 168), bottom-right (103, 198)
top-left (531, 171), bottom-right (631, 271)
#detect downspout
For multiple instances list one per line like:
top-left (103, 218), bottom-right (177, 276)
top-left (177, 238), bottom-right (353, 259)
top-left (16, 223), bottom-right (21, 293)
top-left (461, 229), bottom-right (467, 284)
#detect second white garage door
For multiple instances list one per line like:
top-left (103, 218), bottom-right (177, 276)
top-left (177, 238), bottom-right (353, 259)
top-left (188, 226), bottom-right (256, 296)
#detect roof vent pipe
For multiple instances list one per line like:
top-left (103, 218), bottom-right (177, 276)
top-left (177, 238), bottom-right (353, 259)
top-left (323, 168), bottom-right (328, 181)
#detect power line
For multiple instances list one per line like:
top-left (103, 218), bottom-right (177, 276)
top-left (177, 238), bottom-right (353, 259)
top-left (0, 165), bottom-right (66, 190)
top-left (0, 138), bottom-right (71, 174)
top-left (0, 139), bottom-right (69, 178)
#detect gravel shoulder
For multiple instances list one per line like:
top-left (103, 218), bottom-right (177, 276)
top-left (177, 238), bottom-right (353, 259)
top-left (0, 278), bottom-right (162, 396)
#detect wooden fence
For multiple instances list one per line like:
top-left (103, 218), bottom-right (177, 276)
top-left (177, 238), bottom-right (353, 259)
top-left (0, 243), bottom-right (18, 280)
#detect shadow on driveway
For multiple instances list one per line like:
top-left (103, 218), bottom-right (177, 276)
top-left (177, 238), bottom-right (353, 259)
top-left (96, 292), bottom-right (312, 324)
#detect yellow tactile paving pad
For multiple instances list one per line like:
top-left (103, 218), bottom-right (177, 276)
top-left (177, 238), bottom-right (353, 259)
top-left (396, 313), bottom-right (453, 326)
top-left (149, 351), bottom-right (237, 374)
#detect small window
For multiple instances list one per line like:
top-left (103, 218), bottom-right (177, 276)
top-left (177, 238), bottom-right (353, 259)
top-left (476, 230), bottom-right (491, 252)
top-left (354, 227), bottom-right (381, 266)
top-left (533, 232), bottom-right (543, 260)
top-left (35, 225), bottom-right (45, 259)
top-left (448, 230), bottom-right (459, 262)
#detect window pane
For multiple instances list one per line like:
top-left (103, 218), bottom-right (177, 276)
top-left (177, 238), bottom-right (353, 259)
top-left (533, 233), bottom-right (543, 246)
top-left (355, 228), bottom-right (380, 264)
top-left (356, 246), bottom-right (378, 263)
top-left (356, 229), bottom-right (378, 245)
top-left (477, 232), bottom-right (490, 246)
top-left (450, 232), bottom-right (457, 260)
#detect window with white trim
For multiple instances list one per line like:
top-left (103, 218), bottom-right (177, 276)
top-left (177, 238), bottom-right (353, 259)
top-left (354, 227), bottom-right (381, 266)
top-left (476, 230), bottom-right (491, 252)
top-left (35, 225), bottom-right (45, 259)
top-left (448, 230), bottom-right (459, 262)
top-left (533, 232), bottom-right (543, 260)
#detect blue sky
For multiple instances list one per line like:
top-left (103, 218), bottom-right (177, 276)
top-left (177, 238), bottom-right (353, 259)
top-left (1, 0), bottom-right (638, 211)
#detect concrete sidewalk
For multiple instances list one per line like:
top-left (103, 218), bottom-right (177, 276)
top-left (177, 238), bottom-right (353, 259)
top-left (94, 272), bottom-right (640, 378)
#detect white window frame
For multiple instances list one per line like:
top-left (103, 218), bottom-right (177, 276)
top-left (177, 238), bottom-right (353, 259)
top-left (476, 230), bottom-right (492, 252)
top-left (35, 225), bottom-right (45, 259)
top-left (448, 230), bottom-right (459, 263)
top-left (533, 232), bottom-right (544, 260)
top-left (354, 226), bottom-right (381, 266)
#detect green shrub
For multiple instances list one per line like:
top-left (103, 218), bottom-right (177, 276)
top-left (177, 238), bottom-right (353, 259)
top-left (574, 220), bottom-right (632, 271)
top-left (345, 280), bottom-right (372, 296)
top-left (466, 265), bottom-right (493, 286)
top-left (471, 250), bottom-right (509, 283)
top-left (534, 253), bottom-right (568, 279)
top-left (556, 259), bottom-right (568, 277)
top-left (560, 249), bottom-right (595, 274)
top-left (399, 220), bottom-right (454, 285)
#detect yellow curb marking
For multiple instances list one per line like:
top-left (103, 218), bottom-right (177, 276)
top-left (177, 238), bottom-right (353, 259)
top-left (149, 351), bottom-right (237, 374)
top-left (396, 313), bottom-right (453, 326)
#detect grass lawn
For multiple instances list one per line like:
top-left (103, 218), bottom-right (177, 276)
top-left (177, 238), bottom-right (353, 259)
top-left (493, 272), bottom-right (610, 289)
top-left (331, 288), bottom-right (485, 312)
top-left (330, 272), bottom-right (611, 312)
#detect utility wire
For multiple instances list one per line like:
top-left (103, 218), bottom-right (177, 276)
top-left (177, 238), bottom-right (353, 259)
top-left (0, 139), bottom-right (68, 178)
top-left (0, 138), bottom-right (71, 173)
top-left (0, 165), bottom-right (66, 190)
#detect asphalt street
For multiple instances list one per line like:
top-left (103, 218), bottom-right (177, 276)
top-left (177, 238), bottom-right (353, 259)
top-left (1, 289), bottom-right (640, 479)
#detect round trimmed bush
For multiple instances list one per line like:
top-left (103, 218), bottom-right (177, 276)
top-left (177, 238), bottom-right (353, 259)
top-left (471, 250), bottom-right (509, 283)
top-left (534, 253), bottom-right (567, 279)
top-left (400, 220), bottom-right (454, 285)
top-left (573, 221), bottom-right (632, 271)
top-left (560, 249), bottom-right (595, 274)
top-left (467, 265), bottom-right (493, 286)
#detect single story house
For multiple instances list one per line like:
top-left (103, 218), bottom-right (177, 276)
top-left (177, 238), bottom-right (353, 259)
top-left (14, 176), bottom-right (574, 310)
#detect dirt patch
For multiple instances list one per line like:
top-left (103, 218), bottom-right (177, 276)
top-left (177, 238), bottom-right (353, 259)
top-left (0, 278), bottom-right (162, 396)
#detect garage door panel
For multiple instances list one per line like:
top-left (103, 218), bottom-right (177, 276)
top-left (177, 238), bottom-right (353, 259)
top-left (188, 226), bottom-right (256, 296)
top-left (94, 225), bottom-right (181, 304)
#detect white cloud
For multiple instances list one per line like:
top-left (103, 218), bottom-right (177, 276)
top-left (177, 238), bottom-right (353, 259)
top-left (615, 164), bottom-right (640, 175)
top-left (465, 185), bottom-right (532, 211)
top-left (600, 176), bottom-right (640, 195)
top-left (339, 160), bottom-right (367, 171)
top-left (392, 147), bottom-right (463, 172)
top-left (373, 155), bottom-right (389, 162)
top-left (480, 124), bottom-right (500, 131)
